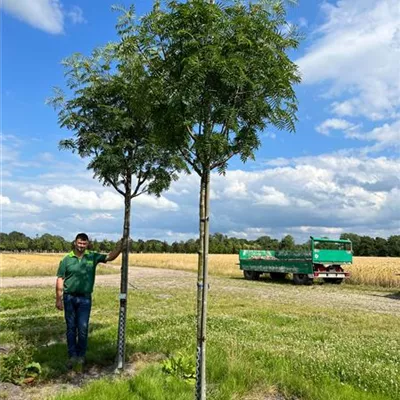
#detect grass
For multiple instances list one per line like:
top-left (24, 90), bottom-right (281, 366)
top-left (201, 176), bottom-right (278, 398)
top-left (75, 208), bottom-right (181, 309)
top-left (1, 278), bottom-right (399, 399)
top-left (2, 253), bottom-right (400, 288)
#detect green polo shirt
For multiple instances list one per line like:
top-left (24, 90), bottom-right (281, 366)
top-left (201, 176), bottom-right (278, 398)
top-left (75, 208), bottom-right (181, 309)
top-left (57, 250), bottom-right (107, 294)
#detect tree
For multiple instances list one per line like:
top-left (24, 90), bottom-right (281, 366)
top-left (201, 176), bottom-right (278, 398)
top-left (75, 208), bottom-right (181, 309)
top-left (358, 236), bottom-right (376, 256)
top-left (49, 43), bottom-right (184, 370)
top-left (122, 1), bottom-right (301, 396)
top-left (279, 235), bottom-right (296, 250)
top-left (387, 235), bottom-right (400, 257)
top-left (341, 233), bottom-right (361, 255)
top-left (374, 237), bottom-right (388, 257)
top-left (256, 235), bottom-right (279, 250)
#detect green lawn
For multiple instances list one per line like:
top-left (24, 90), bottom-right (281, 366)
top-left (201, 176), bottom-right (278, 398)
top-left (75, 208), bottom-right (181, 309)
top-left (0, 282), bottom-right (399, 400)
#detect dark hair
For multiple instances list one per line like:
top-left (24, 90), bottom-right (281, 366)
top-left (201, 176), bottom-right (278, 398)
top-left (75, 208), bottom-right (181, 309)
top-left (75, 233), bottom-right (89, 241)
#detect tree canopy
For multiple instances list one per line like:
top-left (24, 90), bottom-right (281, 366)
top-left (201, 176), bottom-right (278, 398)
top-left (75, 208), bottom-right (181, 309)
top-left (1, 231), bottom-right (399, 257)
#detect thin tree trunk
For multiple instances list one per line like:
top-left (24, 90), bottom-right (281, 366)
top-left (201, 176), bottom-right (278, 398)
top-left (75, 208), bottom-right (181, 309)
top-left (195, 172), bottom-right (206, 399)
top-left (116, 178), bottom-right (131, 370)
top-left (195, 169), bottom-right (210, 400)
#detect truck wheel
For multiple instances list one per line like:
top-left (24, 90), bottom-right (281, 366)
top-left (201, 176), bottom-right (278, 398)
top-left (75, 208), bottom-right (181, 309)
top-left (293, 274), bottom-right (313, 285)
top-left (270, 272), bottom-right (287, 281)
top-left (243, 270), bottom-right (260, 281)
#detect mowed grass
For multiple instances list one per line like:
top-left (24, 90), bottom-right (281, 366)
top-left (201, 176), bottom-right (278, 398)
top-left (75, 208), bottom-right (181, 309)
top-left (1, 253), bottom-right (400, 288)
top-left (0, 281), bottom-right (399, 400)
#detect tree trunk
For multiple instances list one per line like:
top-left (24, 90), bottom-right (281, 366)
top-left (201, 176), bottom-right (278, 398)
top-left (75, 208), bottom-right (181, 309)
top-left (115, 179), bottom-right (131, 370)
top-left (195, 169), bottom-right (211, 400)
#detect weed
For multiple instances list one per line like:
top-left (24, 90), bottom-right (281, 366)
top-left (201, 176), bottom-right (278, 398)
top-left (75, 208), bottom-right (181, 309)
top-left (0, 339), bottom-right (41, 384)
top-left (162, 352), bottom-right (196, 384)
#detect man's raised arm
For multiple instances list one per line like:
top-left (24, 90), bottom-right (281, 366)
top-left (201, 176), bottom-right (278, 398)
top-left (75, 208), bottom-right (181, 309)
top-left (105, 239), bottom-right (125, 262)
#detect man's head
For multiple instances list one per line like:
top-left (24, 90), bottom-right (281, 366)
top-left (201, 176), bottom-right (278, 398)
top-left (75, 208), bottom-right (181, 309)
top-left (74, 233), bottom-right (89, 253)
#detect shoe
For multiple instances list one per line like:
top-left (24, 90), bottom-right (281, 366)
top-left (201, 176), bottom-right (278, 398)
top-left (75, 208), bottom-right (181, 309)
top-left (66, 356), bottom-right (77, 369)
top-left (73, 357), bottom-right (85, 373)
top-left (76, 356), bottom-right (85, 365)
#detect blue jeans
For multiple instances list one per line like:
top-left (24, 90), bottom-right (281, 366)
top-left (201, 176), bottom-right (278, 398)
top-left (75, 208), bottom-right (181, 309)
top-left (63, 293), bottom-right (92, 358)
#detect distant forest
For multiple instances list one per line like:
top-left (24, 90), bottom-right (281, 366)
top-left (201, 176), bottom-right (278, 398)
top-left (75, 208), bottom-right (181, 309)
top-left (1, 231), bottom-right (400, 257)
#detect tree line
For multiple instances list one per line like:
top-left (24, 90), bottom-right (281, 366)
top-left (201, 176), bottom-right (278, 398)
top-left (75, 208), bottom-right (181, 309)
top-left (1, 231), bottom-right (399, 257)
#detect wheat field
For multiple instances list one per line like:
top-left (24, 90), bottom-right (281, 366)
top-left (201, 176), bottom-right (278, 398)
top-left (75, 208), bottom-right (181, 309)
top-left (131, 253), bottom-right (400, 288)
top-left (1, 253), bottom-right (399, 287)
top-left (0, 253), bottom-right (119, 277)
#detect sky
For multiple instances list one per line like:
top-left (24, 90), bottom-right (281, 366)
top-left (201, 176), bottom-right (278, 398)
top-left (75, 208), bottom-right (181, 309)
top-left (1, 0), bottom-right (400, 243)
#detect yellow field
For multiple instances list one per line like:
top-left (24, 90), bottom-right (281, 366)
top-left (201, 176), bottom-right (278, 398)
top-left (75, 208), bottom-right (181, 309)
top-left (0, 253), bottom-right (119, 277)
top-left (1, 253), bottom-right (399, 287)
top-left (349, 257), bottom-right (400, 287)
top-left (131, 253), bottom-right (400, 288)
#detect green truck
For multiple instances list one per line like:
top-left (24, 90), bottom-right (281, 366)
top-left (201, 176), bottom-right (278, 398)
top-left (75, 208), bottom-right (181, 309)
top-left (239, 236), bottom-right (352, 285)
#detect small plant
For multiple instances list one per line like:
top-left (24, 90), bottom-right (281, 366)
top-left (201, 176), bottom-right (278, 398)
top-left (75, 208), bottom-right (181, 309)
top-left (161, 352), bottom-right (196, 384)
top-left (0, 342), bottom-right (41, 384)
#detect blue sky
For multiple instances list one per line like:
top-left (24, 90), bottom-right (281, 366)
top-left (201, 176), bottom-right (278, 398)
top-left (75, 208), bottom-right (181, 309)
top-left (1, 0), bottom-right (400, 243)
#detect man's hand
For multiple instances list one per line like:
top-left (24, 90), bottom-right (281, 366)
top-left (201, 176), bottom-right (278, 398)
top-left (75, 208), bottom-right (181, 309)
top-left (117, 237), bottom-right (132, 249)
top-left (106, 237), bottom-right (132, 262)
top-left (56, 298), bottom-right (63, 311)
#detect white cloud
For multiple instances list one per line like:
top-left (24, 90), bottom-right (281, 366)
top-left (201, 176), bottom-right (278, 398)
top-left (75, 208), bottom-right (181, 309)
top-left (2, 0), bottom-right (64, 34)
top-left (73, 212), bottom-right (115, 221)
top-left (350, 120), bottom-right (400, 152)
top-left (223, 180), bottom-right (248, 199)
top-left (316, 118), bottom-right (358, 135)
top-left (1, 196), bottom-right (42, 213)
top-left (297, 0), bottom-right (400, 120)
top-left (1, 1), bottom-right (86, 34)
top-left (88, 213), bottom-right (115, 221)
top-left (67, 5), bottom-right (85, 24)
top-left (23, 190), bottom-right (44, 201)
top-left (134, 194), bottom-right (179, 211)
top-left (254, 186), bottom-right (290, 206)
top-left (202, 154), bottom-right (400, 239)
top-left (0, 195), bottom-right (11, 205)
top-left (46, 186), bottom-right (124, 210)
top-left (45, 185), bottom-right (179, 212)
top-left (227, 227), bottom-right (272, 239)
top-left (2, 150), bottom-right (399, 241)
top-left (292, 226), bottom-right (344, 235)
top-left (315, 117), bottom-right (399, 153)
top-left (15, 222), bottom-right (48, 232)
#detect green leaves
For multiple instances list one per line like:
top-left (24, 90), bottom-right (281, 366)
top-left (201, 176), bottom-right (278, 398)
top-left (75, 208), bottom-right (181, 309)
top-left (162, 352), bottom-right (196, 385)
top-left (130, 0), bottom-right (301, 174)
top-left (0, 342), bottom-right (41, 385)
top-left (50, 40), bottom-right (183, 199)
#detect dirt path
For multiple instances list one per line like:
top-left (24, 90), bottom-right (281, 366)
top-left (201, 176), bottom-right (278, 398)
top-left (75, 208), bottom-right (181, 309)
top-left (2, 267), bottom-right (399, 316)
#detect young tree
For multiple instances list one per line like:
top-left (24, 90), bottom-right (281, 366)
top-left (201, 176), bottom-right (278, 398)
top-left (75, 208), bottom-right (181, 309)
top-left (49, 44), bottom-right (184, 370)
top-left (115, 1), bottom-right (301, 396)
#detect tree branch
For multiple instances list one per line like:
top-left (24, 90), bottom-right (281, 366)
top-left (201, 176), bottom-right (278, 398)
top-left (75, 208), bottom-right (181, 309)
top-left (105, 177), bottom-right (125, 196)
top-left (186, 125), bottom-right (196, 142)
top-left (132, 186), bottom-right (149, 198)
top-left (210, 149), bottom-right (241, 170)
top-left (131, 169), bottom-right (150, 197)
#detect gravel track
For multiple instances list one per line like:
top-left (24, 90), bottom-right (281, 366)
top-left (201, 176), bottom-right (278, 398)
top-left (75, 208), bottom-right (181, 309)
top-left (1, 267), bottom-right (399, 316)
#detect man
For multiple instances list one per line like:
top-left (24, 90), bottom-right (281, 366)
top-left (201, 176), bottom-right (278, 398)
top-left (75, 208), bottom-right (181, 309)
top-left (55, 233), bottom-right (124, 370)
